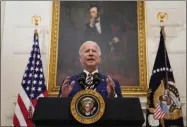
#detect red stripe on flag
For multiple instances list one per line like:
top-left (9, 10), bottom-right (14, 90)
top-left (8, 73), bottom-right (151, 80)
top-left (32, 91), bottom-right (48, 107)
top-left (156, 113), bottom-right (162, 119)
top-left (161, 113), bottom-right (166, 118)
top-left (154, 104), bottom-right (166, 120)
top-left (18, 95), bottom-right (33, 126)
top-left (154, 106), bottom-right (160, 112)
top-left (155, 108), bottom-right (162, 118)
top-left (13, 114), bottom-right (20, 127)
top-left (43, 90), bottom-right (48, 96)
top-left (32, 90), bottom-right (48, 107)
top-left (32, 98), bottom-right (37, 108)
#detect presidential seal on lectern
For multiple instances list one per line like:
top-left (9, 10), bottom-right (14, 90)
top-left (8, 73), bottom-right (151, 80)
top-left (70, 89), bottom-right (105, 124)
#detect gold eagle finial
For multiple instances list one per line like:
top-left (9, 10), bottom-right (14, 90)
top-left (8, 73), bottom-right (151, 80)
top-left (32, 16), bottom-right (41, 26)
top-left (157, 12), bottom-right (168, 27)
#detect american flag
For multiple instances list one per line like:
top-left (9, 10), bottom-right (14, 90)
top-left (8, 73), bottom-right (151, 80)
top-left (154, 104), bottom-right (167, 120)
top-left (13, 31), bottom-right (48, 126)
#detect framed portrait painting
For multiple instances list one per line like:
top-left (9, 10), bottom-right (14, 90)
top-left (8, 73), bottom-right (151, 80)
top-left (47, 1), bottom-right (147, 96)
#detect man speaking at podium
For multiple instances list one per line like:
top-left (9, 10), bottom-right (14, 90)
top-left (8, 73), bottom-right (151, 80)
top-left (58, 41), bottom-right (122, 98)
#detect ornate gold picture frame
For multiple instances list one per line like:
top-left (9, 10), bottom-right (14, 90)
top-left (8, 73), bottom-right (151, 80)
top-left (47, 1), bottom-right (147, 97)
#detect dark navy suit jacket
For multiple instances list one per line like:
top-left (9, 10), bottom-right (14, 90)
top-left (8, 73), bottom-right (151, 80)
top-left (58, 72), bottom-right (122, 98)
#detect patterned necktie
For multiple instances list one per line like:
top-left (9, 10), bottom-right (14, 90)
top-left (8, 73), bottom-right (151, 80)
top-left (86, 73), bottom-right (93, 86)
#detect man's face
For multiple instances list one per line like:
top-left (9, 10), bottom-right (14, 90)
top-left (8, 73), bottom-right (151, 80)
top-left (80, 42), bottom-right (101, 69)
top-left (89, 7), bottom-right (98, 18)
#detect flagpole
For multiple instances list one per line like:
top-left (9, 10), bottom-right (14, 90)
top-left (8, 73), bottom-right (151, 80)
top-left (28, 16), bottom-right (41, 119)
top-left (159, 13), bottom-right (168, 87)
top-left (160, 16), bottom-right (167, 127)
top-left (157, 12), bottom-right (169, 88)
top-left (157, 12), bottom-right (170, 126)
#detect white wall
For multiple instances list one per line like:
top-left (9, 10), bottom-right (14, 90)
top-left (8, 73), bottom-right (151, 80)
top-left (1, 1), bottom-right (6, 41)
top-left (145, 1), bottom-right (186, 126)
top-left (1, 1), bottom-right (186, 126)
top-left (1, 1), bottom-right (52, 126)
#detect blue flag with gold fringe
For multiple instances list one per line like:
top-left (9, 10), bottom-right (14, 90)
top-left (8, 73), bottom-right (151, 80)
top-left (146, 27), bottom-right (184, 127)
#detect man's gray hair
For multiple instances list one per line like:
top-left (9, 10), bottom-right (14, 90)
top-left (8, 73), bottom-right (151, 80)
top-left (79, 41), bottom-right (101, 56)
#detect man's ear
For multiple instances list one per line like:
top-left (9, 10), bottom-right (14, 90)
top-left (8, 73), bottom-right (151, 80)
top-left (79, 57), bottom-right (83, 63)
top-left (99, 56), bottom-right (101, 62)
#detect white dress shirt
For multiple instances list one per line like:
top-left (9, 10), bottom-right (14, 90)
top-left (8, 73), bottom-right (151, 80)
top-left (83, 69), bottom-right (98, 81)
top-left (89, 17), bottom-right (102, 34)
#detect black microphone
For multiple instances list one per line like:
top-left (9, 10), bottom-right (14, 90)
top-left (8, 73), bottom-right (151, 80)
top-left (93, 73), bottom-right (101, 89)
top-left (78, 72), bottom-right (87, 89)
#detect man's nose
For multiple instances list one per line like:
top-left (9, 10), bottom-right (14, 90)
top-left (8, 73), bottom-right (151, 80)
top-left (88, 51), bottom-right (93, 55)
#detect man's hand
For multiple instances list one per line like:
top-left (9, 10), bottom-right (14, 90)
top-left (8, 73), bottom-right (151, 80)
top-left (112, 37), bottom-right (120, 43)
top-left (61, 76), bottom-right (75, 97)
top-left (106, 76), bottom-right (116, 98)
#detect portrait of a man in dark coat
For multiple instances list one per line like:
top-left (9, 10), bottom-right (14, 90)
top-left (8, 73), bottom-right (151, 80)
top-left (84, 4), bottom-right (121, 54)
top-left (56, 1), bottom-right (140, 87)
top-left (84, 4), bottom-right (124, 74)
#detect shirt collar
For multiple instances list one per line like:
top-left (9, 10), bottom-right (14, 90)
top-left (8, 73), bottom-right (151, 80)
top-left (97, 17), bottom-right (100, 21)
top-left (83, 69), bottom-right (98, 76)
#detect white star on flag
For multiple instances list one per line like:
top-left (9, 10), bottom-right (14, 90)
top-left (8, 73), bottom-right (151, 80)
top-left (35, 67), bottom-right (39, 72)
top-left (39, 81), bottom-right (42, 85)
top-left (37, 55), bottom-right (40, 59)
top-left (36, 61), bottom-right (40, 65)
top-left (29, 73), bottom-right (32, 77)
top-left (33, 80), bottom-right (37, 84)
top-left (32, 87), bottom-right (35, 91)
top-left (26, 87), bottom-right (30, 91)
top-left (22, 80), bottom-right (25, 84)
top-left (27, 80), bottom-right (31, 84)
top-left (34, 74), bottom-right (38, 78)
top-left (40, 74), bottom-right (43, 78)
top-left (38, 87), bottom-right (42, 92)
top-left (30, 67), bottom-right (34, 71)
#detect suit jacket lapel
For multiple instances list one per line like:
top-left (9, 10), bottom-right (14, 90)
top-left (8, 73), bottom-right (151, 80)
top-left (73, 73), bottom-right (83, 92)
top-left (95, 73), bottom-right (106, 91)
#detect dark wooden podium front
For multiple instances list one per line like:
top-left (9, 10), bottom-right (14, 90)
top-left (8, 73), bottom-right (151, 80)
top-left (32, 97), bottom-right (145, 127)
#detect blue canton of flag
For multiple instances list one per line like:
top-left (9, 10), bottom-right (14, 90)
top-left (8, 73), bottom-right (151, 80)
top-left (13, 31), bottom-right (48, 127)
top-left (23, 32), bottom-right (47, 99)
